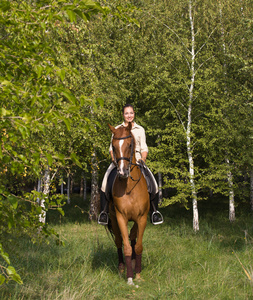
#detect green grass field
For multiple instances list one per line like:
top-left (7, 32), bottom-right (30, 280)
top-left (1, 196), bottom-right (253, 299)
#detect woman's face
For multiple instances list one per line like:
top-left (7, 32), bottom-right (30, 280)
top-left (123, 106), bottom-right (135, 124)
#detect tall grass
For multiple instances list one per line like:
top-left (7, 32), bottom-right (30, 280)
top-left (1, 196), bottom-right (253, 299)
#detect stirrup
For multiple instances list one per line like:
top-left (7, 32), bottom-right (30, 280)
top-left (151, 211), bottom-right (164, 225)
top-left (98, 212), bottom-right (109, 225)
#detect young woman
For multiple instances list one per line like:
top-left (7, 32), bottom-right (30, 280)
top-left (98, 104), bottom-right (163, 225)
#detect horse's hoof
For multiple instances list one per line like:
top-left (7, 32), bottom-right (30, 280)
top-left (118, 263), bottom-right (125, 275)
top-left (127, 277), bottom-right (139, 288)
top-left (127, 278), bottom-right (134, 286)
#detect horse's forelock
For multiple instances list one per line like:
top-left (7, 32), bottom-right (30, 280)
top-left (114, 125), bottom-right (131, 139)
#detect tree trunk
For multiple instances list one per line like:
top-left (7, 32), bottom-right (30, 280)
top-left (39, 167), bottom-right (50, 224)
top-left (89, 148), bottom-right (99, 220)
top-left (61, 177), bottom-right (64, 195)
top-left (67, 173), bottom-right (70, 204)
top-left (158, 171), bottom-right (163, 204)
top-left (37, 178), bottom-right (42, 207)
top-left (37, 178), bottom-right (41, 193)
top-left (80, 173), bottom-right (87, 201)
top-left (250, 169), bottom-right (253, 211)
top-left (80, 175), bottom-right (84, 197)
top-left (70, 176), bottom-right (74, 194)
top-left (188, 0), bottom-right (199, 232)
top-left (219, 2), bottom-right (235, 222)
top-left (83, 176), bottom-right (87, 202)
top-left (226, 158), bottom-right (235, 222)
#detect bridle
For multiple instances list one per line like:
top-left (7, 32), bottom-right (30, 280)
top-left (112, 134), bottom-right (134, 169)
top-left (112, 134), bottom-right (140, 181)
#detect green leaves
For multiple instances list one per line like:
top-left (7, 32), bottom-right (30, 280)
top-left (0, 243), bottom-right (23, 285)
top-left (0, 0), bottom-right (10, 13)
top-left (0, 244), bottom-right (10, 265)
top-left (0, 0), bottom-right (112, 286)
top-left (6, 266), bottom-right (23, 285)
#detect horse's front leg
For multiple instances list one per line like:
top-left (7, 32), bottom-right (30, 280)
top-left (134, 216), bottom-right (147, 281)
top-left (116, 212), bottom-right (134, 285)
top-left (129, 223), bottom-right (138, 270)
top-left (110, 211), bottom-right (125, 273)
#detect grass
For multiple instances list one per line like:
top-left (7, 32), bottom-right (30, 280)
top-left (1, 195), bottom-right (253, 299)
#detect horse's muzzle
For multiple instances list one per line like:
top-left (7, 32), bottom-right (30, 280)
top-left (117, 168), bottom-right (130, 179)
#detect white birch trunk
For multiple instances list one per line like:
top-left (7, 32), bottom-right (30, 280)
top-left (226, 158), bottom-right (235, 222)
top-left (250, 169), bottom-right (253, 211)
top-left (89, 148), bottom-right (99, 220)
top-left (39, 167), bottom-right (50, 224)
top-left (219, 2), bottom-right (236, 221)
top-left (37, 178), bottom-right (42, 206)
top-left (37, 179), bottom-right (41, 193)
top-left (188, 0), bottom-right (199, 232)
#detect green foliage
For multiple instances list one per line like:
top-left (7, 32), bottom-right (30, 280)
top-left (0, 0), bottom-right (112, 285)
top-left (0, 243), bottom-right (23, 285)
top-left (0, 0), bottom-right (146, 285)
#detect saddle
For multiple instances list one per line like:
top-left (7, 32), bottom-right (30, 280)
top-left (105, 163), bottom-right (156, 201)
top-left (138, 162), bottom-right (157, 201)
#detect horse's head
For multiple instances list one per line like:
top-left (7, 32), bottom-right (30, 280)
top-left (109, 123), bottom-right (135, 178)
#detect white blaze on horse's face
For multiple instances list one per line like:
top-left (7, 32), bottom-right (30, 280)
top-left (118, 139), bottom-right (128, 178)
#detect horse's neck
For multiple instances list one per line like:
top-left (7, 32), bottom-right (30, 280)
top-left (130, 156), bottom-right (139, 175)
top-left (132, 155), bottom-right (137, 166)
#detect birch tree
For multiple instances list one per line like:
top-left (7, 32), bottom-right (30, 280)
top-left (187, 0), bottom-right (199, 231)
top-left (89, 148), bottom-right (100, 220)
top-left (218, 0), bottom-right (236, 222)
top-left (39, 167), bottom-right (51, 225)
top-left (146, 0), bottom-right (218, 231)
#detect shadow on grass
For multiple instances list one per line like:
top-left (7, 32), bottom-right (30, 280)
top-left (159, 195), bottom-right (253, 252)
top-left (49, 193), bottom-right (253, 255)
top-left (47, 194), bottom-right (92, 225)
top-left (91, 244), bottom-right (120, 272)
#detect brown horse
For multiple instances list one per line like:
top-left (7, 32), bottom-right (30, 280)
top-left (108, 122), bottom-right (150, 285)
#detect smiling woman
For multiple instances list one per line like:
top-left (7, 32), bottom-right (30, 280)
top-left (123, 105), bottom-right (135, 123)
top-left (98, 104), bottom-right (163, 226)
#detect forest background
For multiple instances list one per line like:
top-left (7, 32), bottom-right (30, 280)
top-left (0, 0), bottom-right (252, 286)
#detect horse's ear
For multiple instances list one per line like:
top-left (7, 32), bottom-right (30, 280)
top-left (108, 124), bottom-right (116, 134)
